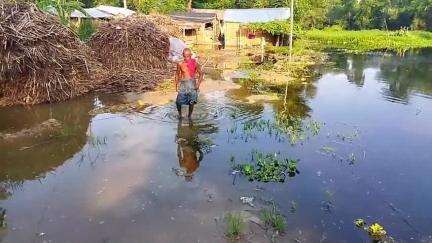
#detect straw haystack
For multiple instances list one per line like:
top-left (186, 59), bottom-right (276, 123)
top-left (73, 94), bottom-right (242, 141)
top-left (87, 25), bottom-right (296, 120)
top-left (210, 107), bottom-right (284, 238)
top-left (89, 15), bottom-right (171, 71)
top-left (0, 1), bottom-right (101, 106)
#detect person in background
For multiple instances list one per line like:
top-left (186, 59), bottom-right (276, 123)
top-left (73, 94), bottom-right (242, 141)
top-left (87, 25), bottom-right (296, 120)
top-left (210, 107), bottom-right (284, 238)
top-left (174, 48), bottom-right (204, 119)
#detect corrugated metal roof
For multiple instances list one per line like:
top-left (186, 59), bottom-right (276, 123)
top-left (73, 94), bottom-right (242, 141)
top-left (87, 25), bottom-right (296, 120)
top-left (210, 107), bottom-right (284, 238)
top-left (70, 8), bottom-right (113, 19)
top-left (223, 8), bottom-right (290, 23)
top-left (170, 12), bottom-right (216, 23)
top-left (191, 9), bottom-right (224, 19)
top-left (70, 6), bottom-right (135, 19)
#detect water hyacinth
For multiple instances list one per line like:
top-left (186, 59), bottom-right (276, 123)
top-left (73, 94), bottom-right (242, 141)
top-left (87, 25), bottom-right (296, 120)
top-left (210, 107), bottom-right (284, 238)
top-left (231, 151), bottom-right (299, 183)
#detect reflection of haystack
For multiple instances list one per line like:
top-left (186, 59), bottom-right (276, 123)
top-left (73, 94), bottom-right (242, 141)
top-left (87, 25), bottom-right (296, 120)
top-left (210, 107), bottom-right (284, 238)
top-left (0, 2), bottom-right (102, 106)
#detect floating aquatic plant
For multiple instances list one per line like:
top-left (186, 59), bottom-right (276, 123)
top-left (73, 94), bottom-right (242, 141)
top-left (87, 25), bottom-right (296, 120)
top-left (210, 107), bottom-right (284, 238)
top-left (368, 223), bottom-right (387, 240)
top-left (231, 151), bottom-right (299, 183)
top-left (354, 219), bottom-right (389, 241)
top-left (354, 218), bottom-right (365, 228)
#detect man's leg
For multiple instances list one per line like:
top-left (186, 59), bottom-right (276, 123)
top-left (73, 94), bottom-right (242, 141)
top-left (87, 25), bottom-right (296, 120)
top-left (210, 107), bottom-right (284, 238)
top-left (176, 102), bottom-right (182, 119)
top-left (188, 104), bottom-right (194, 118)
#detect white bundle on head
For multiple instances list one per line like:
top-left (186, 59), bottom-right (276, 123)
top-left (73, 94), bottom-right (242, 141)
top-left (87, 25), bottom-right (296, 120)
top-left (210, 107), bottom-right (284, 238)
top-left (168, 37), bottom-right (197, 62)
top-left (168, 37), bottom-right (187, 62)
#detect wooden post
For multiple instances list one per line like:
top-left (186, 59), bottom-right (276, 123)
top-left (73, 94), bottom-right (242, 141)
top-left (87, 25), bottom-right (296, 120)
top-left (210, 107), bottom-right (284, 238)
top-left (260, 37), bottom-right (265, 62)
top-left (123, 0), bottom-right (127, 9)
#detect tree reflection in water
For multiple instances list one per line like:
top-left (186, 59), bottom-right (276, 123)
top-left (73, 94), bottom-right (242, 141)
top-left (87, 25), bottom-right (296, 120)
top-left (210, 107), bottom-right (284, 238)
top-left (329, 48), bottom-right (432, 102)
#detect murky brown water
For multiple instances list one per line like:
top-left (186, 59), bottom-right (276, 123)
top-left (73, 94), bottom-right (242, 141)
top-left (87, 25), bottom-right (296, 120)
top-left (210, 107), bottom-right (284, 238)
top-left (1, 49), bottom-right (432, 242)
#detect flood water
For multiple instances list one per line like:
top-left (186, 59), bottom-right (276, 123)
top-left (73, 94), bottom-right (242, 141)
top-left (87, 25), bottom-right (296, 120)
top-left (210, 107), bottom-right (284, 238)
top-left (1, 49), bottom-right (432, 242)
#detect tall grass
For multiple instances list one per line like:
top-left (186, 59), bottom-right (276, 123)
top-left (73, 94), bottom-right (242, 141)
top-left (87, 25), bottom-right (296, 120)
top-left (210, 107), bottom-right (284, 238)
top-left (304, 28), bottom-right (432, 53)
top-left (261, 206), bottom-right (286, 233)
top-left (225, 213), bottom-right (244, 240)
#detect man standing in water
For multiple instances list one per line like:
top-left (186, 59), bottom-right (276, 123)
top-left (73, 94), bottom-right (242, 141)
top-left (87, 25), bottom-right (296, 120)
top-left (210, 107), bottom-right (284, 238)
top-left (175, 48), bottom-right (204, 119)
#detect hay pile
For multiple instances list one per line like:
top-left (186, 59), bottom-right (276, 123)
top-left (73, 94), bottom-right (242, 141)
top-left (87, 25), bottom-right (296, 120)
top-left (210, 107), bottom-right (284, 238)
top-left (0, 2), bottom-right (101, 105)
top-left (145, 14), bottom-right (182, 38)
top-left (0, 2), bottom-right (178, 106)
top-left (89, 15), bottom-right (171, 70)
top-left (89, 15), bottom-right (175, 93)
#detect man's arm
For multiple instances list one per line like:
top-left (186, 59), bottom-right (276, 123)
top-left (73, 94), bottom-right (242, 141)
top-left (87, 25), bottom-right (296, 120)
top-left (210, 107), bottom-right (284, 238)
top-left (196, 63), bottom-right (204, 90)
top-left (175, 63), bottom-right (181, 91)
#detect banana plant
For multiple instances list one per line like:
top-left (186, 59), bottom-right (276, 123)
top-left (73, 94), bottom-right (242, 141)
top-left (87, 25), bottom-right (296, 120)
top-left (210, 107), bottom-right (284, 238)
top-left (36, 0), bottom-right (84, 26)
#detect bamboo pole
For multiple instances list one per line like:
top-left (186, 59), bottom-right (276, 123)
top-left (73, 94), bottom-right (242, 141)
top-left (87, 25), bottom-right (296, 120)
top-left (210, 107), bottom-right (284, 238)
top-left (284, 0), bottom-right (294, 106)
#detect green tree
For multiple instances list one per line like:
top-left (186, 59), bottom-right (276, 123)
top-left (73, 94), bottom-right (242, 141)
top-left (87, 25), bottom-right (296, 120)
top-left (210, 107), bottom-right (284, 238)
top-left (410, 0), bottom-right (432, 30)
top-left (130, 0), bottom-right (187, 13)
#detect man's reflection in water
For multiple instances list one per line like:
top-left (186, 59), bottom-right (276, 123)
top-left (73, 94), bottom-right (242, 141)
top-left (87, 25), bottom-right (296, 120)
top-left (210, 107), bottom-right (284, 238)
top-left (175, 120), bottom-right (204, 181)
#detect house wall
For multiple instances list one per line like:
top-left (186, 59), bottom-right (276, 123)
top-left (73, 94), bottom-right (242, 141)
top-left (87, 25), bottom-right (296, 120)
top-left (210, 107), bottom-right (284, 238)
top-left (223, 22), bottom-right (274, 48)
top-left (181, 20), bottom-right (219, 46)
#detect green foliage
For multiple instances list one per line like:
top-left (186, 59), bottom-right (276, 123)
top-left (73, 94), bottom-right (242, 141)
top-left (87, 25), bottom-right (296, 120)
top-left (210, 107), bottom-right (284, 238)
top-left (248, 21), bottom-right (292, 35)
top-left (304, 29), bottom-right (432, 52)
top-left (36, 0), bottom-right (84, 26)
top-left (327, 0), bottom-right (432, 30)
top-left (94, 0), bottom-right (122, 7)
top-left (295, 0), bottom-right (335, 29)
top-left (130, 0), bottom-right (187, 14)
top-left (225, 213), bottom-right (244, 240)
top-left (193, 0), bottom-right (432, 31)
top-left (77, 19), bottom-right (96, 42)
top-left (193, 0), bottom-right (235, 9)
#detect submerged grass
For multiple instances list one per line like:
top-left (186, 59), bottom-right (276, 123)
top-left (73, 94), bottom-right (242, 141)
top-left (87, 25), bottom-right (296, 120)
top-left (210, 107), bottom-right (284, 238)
top-left (238, 39), bottom-right (326, 91)
top-left (0, 207), bottom-right (6, 228)
top-left (304, 28), bottom-right (432, 53)
top-left (225, 213), bottom-right (244, 240)
top-left (228, 118), bottom-right (321, 145)
top-left (261, 206), bottom-right (286, 233)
